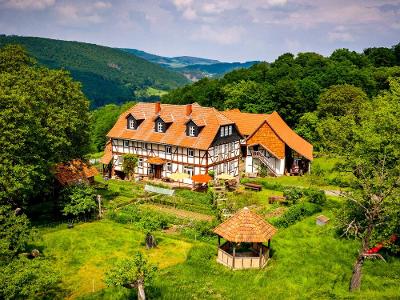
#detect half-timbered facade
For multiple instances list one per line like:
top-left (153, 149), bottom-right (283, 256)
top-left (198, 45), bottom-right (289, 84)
top-left (222, 109), bottom-right (313, 176)
top-left (101, 102), bottom-right (241, 183)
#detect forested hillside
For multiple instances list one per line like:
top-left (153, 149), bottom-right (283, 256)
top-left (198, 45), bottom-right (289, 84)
top-left (121, 48), bottom-right (220, 68)
top-left (121, 48), bottom-right (259, 80)
top-left (162, 44), bottom-right (400, 150)
top-left (0, 35), bottom-right (189, 108)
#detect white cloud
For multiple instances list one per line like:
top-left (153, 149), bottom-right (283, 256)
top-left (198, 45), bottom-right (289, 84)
top-left (55, 2), bottom-right (110, 25)
top-left (93, 1), bottom-right (112, 10)
top-left (1, 0), bottom-right (55, 10)
top-left (191, 25), bottom-right (245, 45)
top-left (328, 31), bottom-right (354, 42)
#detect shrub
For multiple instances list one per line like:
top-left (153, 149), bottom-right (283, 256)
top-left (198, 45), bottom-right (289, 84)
top-left (107, 205), bottom-right (178, 231)
top-left (283, 188), bottom-right (304, 205)
top-left (60, 183), bottom-right (97, 219)
top-left (272, 202), bottom-right (322, 228)
top-left (303, 188), bottom-right (327, 206)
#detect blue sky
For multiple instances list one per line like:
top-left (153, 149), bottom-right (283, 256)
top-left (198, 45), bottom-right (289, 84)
top-left (0, 0), bottom-right (399, 62)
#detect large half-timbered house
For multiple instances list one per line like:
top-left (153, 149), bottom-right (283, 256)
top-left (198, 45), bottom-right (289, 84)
top-left (101, 102), bottom-right (241, 183)
top-left (222, 109), bottom-right (313, 176)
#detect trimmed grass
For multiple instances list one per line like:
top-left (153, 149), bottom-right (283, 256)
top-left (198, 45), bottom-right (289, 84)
top-left (37, 220), bottom-right (193, 299)
top-left (37, 214), bottom-right (400, 299)
top-left (36, 174), bottom-right (399, 299)
top-left (148, 214), bottom-right (400, 299)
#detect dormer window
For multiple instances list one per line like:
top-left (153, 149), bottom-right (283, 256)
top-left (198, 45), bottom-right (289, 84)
top-left (157, 122), bottom-right (163, 132)
top-left (189, 126), bottom-right (195, 137)
top-left (185, 120), bottom-right (200, 137)
top-left (220, 125), bottom-right (234, 137)
top-left (127, 114), bottom-right (143, 130)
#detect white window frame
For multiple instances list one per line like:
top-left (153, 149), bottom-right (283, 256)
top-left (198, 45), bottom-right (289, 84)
top-left (225, 126), bottom-right (229, 136)
top-left (184, 166), bottom-right (194, 176)
top-left (157, 122), bottom-right (163, 132)
top-left (129, 119), bottom-right (135, 129)
top-left (166, 162), bottom-right (172, 171)
top-left (165, 145), bottom-right (172, 154)
top-left (228, 125), bottom-right (232, 135)
top-left (138, 158), bottom-right (143, 167)
top-left (188, 148), bottom-right (194, 157)
top-left (220, 127), bottom-right (224, 137)
top-left (189, 126), bottom-right (195, 136)
top-left (124, 140), bottom-right (129, 147)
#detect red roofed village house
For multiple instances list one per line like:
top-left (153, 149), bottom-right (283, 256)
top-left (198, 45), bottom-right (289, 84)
top-left (101, 102), bottom-right (313, 183)
top-left (223, 109), bottom-right (313, 176)
top-left (101, 102), bottom-right (242, 183)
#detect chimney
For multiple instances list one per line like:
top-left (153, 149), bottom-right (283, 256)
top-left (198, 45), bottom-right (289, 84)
top-left (155, 102), bottom-right (161, 114)
top-left (186, 103), bottom-right (192, 116)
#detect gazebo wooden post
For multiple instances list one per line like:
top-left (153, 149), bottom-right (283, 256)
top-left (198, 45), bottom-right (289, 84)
top-left (259, 243), bottom-right (263, 268)
top-left (218, 235), bottom-right (221, 246)
top-left (232, 244), bottom-right (236, 269)
top-left (268, 239), bottom-right (271, 248)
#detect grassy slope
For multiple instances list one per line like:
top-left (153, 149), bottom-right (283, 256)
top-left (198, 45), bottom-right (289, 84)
top-left (35, 171), bottom-right (399, 299)
top-left (38, 220), bottom-right (193, 298)
top-left (38, 213), bottom-right (400, 299)
top-left (0, 35), bottom-right (188, 107)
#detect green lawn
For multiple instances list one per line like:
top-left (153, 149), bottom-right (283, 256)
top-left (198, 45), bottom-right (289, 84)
top-left (34, 176), bottom-right (399, 299)
top-left (36, 214), bottom-right (400, 299)
top-left (37, 221), bottom-right (193, 299)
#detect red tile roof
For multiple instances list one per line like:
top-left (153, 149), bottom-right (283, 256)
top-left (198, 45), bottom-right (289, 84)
top-left (223, 109), bottom-right (313, 161)
top-left (54, 159), bottom-right (98, 186)
top-left (100, 141), bottom-right (113, 164)
top-left (213, 207), bottom-right (277, 242)
top-left (222, 109), bottom-right (267, 136)
top-left (266, 112), bottom-right (313, 161)
top-left (107, 103), bottom-right (234, 150)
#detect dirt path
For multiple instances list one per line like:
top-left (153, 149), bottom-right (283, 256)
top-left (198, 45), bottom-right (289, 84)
top-left (142, 204), bottom-right (214, 221)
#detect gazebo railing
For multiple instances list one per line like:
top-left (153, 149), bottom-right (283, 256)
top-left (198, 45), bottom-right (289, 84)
top-left (217, 242), bottom-right (270, 269)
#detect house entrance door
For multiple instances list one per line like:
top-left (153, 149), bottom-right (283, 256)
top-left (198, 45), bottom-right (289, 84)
top-left (154, 165), bottom-right (162, 179)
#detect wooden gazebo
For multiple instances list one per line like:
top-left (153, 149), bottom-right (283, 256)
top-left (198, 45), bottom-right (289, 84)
top-left (213, 207), bottom-right (277, 270)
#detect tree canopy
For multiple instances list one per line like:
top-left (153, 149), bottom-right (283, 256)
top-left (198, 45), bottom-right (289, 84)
top-left (162, 43), bottom-right (400, 128)
top-left (0, 44), bottom-right (90, 208)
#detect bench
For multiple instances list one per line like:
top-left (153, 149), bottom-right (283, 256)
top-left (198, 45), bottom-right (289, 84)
top-left (243, 183), bottom-right (262, 191)
top-left (268, 196), bottom-right (286, 204)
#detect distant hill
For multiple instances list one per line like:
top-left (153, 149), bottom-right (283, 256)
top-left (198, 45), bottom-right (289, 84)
top-left (121, 48), bottom-right (220, 68)
top-left (0, 35), bottom-right (189, 108)
top-left (121, 48), bottom-right (258, 81)
top-left (176, 61), bottom-right (259, 81)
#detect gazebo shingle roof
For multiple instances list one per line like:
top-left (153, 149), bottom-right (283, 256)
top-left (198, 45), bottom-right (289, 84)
top-left (213, 207), bottom-right (277, 243)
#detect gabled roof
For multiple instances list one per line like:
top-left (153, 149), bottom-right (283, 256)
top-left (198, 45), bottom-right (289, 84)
top-left (222, 109), bottom-right (267, 136)
top-left (54, 159), bottom-right (98, 186)
top-left (223, 109), bottom-right (313, 161)
top-left (107, 103), bottom-right (234, 150)
top-left (266, 112), bottom-right (313, 161)
top-left (213, 207), bottom-right (277, 243)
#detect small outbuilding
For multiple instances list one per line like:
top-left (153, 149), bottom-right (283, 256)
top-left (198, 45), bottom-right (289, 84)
top-left (54, 159), bottom-right (98, 186)
top-left (316, 215), bottom-right (330, 226)
top-left (213, 207), bottom-right (277, 270)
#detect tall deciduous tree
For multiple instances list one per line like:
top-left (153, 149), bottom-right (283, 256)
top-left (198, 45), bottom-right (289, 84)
top-left (105, 252), bottom-right (157, 300)
top-left (0, 44), bottom-right (90, 208)
top-left (336, 78), bottom-right (400, 291)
